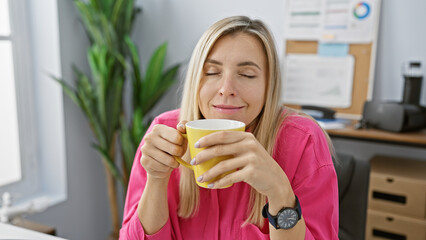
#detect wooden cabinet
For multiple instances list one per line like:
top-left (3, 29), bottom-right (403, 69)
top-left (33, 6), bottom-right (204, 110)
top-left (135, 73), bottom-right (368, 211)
top-left (365, 156), bottom-right (426, 240)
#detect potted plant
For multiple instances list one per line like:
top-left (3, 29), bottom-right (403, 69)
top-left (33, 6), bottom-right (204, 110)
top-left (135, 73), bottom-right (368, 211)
top-left (53, 0), bottom-right (180, 238)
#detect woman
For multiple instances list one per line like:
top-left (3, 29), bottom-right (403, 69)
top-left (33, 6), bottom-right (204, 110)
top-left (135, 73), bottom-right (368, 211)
top-left (120, 16), bottom-right (339, 239)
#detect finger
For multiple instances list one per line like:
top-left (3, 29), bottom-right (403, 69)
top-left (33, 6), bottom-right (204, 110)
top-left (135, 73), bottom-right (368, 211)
top-left (142, 145), bottom-right (180, 169)
top-left (177, 120), bottom-right (188, 134)
top-left (153, 124), bottom-right (185, 145)
top-left (198, 155), bottom-right (246, 183)
top-left (207, 168), bottom-right (246, 189)
top-left (140, 154), bottom-right (175, 173)
top-left (193, 141), bottom-right (241, 165)
top-left (176, 121), bottom-right (188, 151)
top-left (195, 131), bottom-right (247, 149)
top-left (147, 134), bottom-right (185, 157)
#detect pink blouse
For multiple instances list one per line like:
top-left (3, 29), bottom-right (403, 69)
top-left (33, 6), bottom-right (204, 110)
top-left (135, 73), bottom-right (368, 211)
top-left (120, 109), bottom-right (339, 239)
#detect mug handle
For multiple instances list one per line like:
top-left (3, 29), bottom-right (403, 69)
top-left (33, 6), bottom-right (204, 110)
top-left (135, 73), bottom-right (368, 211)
top-left (173, 134), bottom-right (193, 170)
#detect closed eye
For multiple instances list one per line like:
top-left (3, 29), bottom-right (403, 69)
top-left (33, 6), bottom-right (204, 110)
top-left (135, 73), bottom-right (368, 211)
top-left (240, 74), bottom-right (256, 79)
top-left (205, 72), bottom-right (220, 76)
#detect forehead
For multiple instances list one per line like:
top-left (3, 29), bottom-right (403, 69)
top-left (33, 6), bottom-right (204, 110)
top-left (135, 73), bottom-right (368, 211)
top-left (206, 33), bottom-right (267, 64)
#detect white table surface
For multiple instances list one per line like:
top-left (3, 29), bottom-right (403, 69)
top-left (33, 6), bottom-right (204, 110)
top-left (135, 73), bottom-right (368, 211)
top-left (0, 223), bottom-right (66, 240)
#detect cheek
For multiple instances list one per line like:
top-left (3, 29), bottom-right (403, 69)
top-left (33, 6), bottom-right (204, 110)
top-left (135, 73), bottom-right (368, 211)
top-left (199, 82), bottom-right (208, 95)
top-left (198, 83), bottom-right (213, 111)
top-left (245, 82), bottom-right (266, 108)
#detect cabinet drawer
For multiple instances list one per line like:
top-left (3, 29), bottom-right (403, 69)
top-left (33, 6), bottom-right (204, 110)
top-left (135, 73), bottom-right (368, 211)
top-left (366, 209), bottom-right (426, 240)
top-left (368, 173), bottom-right (426, 219)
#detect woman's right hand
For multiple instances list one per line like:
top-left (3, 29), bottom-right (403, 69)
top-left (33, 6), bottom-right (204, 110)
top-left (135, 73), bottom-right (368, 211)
top-left (140, 121), bottom-right (188, 180)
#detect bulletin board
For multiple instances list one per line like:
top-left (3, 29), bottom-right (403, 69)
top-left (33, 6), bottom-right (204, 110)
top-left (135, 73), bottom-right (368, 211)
top-left (282, 0), bottom-right (381, 118)
top-left (284, 40), bottom-right (373, 116)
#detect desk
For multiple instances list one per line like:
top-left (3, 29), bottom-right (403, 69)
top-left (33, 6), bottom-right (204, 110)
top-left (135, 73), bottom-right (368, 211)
top-left (0, 223), bottom-right (66, 240)
top-left (327, 124), bottom-right (426, 147)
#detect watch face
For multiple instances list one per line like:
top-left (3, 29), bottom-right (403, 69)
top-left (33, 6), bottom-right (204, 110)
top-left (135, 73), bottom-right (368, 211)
top-left (277, 209), bottom-right (299, 229)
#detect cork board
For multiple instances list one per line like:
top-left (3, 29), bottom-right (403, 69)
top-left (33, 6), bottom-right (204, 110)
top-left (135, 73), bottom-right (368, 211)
top-left (284, 40), bottom-right (373, 116)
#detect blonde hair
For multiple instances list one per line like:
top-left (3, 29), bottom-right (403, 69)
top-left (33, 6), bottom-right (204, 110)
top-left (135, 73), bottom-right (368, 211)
top-left (178, 16), bottom-right (335, 227)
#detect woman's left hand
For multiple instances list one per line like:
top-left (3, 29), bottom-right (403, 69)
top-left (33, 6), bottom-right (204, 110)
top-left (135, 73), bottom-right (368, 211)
top-left (192, 131), bottom-right (291, 199)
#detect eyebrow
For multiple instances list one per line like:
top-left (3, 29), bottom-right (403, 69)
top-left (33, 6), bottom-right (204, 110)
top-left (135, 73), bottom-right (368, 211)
top-left (205, 59), bottom-right (261, 70)
top-left (237, 61), bottom-right (261, 70)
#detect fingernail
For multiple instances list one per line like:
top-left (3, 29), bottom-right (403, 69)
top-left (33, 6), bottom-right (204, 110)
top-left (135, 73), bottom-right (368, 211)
top-left (207, 183), bottom-right (214, 188)
top-left (177, 123), bottom-right (184, 129)
top-left (190, 158), bottom-right (196, 165)
top-left (194, 141), bottom-right (200, 148)
top-left (197, 175), bottom-right (203, 182)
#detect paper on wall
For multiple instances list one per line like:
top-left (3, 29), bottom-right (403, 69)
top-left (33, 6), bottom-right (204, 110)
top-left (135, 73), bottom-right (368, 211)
top-left (284, 0), bottom-right (379, 43)
top-left (282, 54), bottom-right (355, 108)
top-left (321, 0), bottom-right (378, 43)
top-left (284, 0), bottom-right (323, 40)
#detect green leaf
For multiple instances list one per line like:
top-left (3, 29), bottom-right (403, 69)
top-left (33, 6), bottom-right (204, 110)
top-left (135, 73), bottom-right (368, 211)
top-left (145, 43), bottom-right (167, 94)
top-left (75, 2), bottom-right (104, 45)
top-left (99, 0), bottom-right (114, 17)
top-left (72, 66), bottom-right (106, 147)
top-left (131, 108), bottom-right (144, 144)
top-left (157, 63), bottom-right (180, 92)
top-left (88, 46), bottom-right (109, 136)
top-left (125, 35), bottom-right (142, 109)
top-left (125, 36), bottom-right (140, 76)
top-left (124, 0), bottom-right (134, 34)
top-left (105, 75), bottom-right (124, 144)
top-left (119, 117), bottom-right (136, 177)
top-left (89, 0), bottom-right (101, 11)
top-left (99, 14), bottom-right (117, 51)
top-left (111, 0), bottom-right (125, 29)
top-left (92, 144), bottom-right (124, 186)
top-left (51, 75), bottom-right (80, 107)
top-left (142, 63), bottom-right (180, 115)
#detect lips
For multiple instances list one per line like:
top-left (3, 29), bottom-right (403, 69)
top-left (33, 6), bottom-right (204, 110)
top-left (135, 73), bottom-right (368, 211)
top-left (213, 104), bottom-right (244, 114)
top-left (214, 104), bottom-right (243, 109)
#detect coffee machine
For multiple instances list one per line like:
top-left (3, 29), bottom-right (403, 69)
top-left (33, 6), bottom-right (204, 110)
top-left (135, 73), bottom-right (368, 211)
top-left (360, 61), bottom-right (426, 132)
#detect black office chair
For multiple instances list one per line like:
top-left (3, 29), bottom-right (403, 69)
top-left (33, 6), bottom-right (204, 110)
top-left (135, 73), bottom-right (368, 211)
top-left (334, 153), bottom-right (370, 240)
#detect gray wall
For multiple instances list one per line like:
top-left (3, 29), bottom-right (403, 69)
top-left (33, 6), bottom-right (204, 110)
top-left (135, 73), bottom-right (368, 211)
top-left (28, 0), bottom-right (426, 239)
top-left (374, 0), bottom-right (426, 105)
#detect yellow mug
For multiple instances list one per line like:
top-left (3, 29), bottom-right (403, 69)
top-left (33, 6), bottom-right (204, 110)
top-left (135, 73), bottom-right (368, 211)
top-left (174, 119), bottom-right (245, 188)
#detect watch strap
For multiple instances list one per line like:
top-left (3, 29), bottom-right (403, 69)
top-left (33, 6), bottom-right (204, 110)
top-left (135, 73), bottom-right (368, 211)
top-left (262, 195), bottom-right (302, 229)
top-left (262, 202), bottom-right (278, 228)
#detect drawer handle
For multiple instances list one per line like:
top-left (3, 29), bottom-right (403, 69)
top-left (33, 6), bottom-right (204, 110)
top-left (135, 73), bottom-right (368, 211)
top-left (373, 229), bottom-right (406, 240)
top-left (372, 191), bottom-right (406, 204)
top-left (373, 229), bottom-right (407, 240)
top-left (386, 178), bottom-right (394, 183)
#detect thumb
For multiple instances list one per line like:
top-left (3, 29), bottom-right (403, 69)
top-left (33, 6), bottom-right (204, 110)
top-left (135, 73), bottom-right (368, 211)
top-left (176, 120), bottom-right (188, 134)
top-left (177, 120), bottom-right (189, 157)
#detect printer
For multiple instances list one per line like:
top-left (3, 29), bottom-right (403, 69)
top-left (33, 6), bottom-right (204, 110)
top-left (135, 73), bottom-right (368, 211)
top-left (361, 61), bottom-right (426, 132)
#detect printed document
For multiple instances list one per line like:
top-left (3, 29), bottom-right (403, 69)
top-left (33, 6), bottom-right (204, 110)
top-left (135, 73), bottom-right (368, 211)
top-left (283, 54), bottom-right (355, 108)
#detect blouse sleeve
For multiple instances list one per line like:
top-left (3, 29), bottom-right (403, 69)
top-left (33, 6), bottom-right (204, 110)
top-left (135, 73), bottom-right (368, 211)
top-left (119, 117), bottom-right (174, 240)
top-left (275, 117), bottom-right (339, 240)
top-left (295, 164), bottom-right (339, 239)
top-left (291, 131), bottom-right (339, 240)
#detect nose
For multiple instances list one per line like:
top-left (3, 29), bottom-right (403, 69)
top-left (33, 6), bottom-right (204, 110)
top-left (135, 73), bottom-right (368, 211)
top-left (218, 73), bottom-right (237, 97)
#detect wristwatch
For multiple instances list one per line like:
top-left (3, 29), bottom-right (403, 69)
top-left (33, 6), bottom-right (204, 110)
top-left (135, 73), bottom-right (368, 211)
top-left (262, 195), bottom-right (302, 230)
